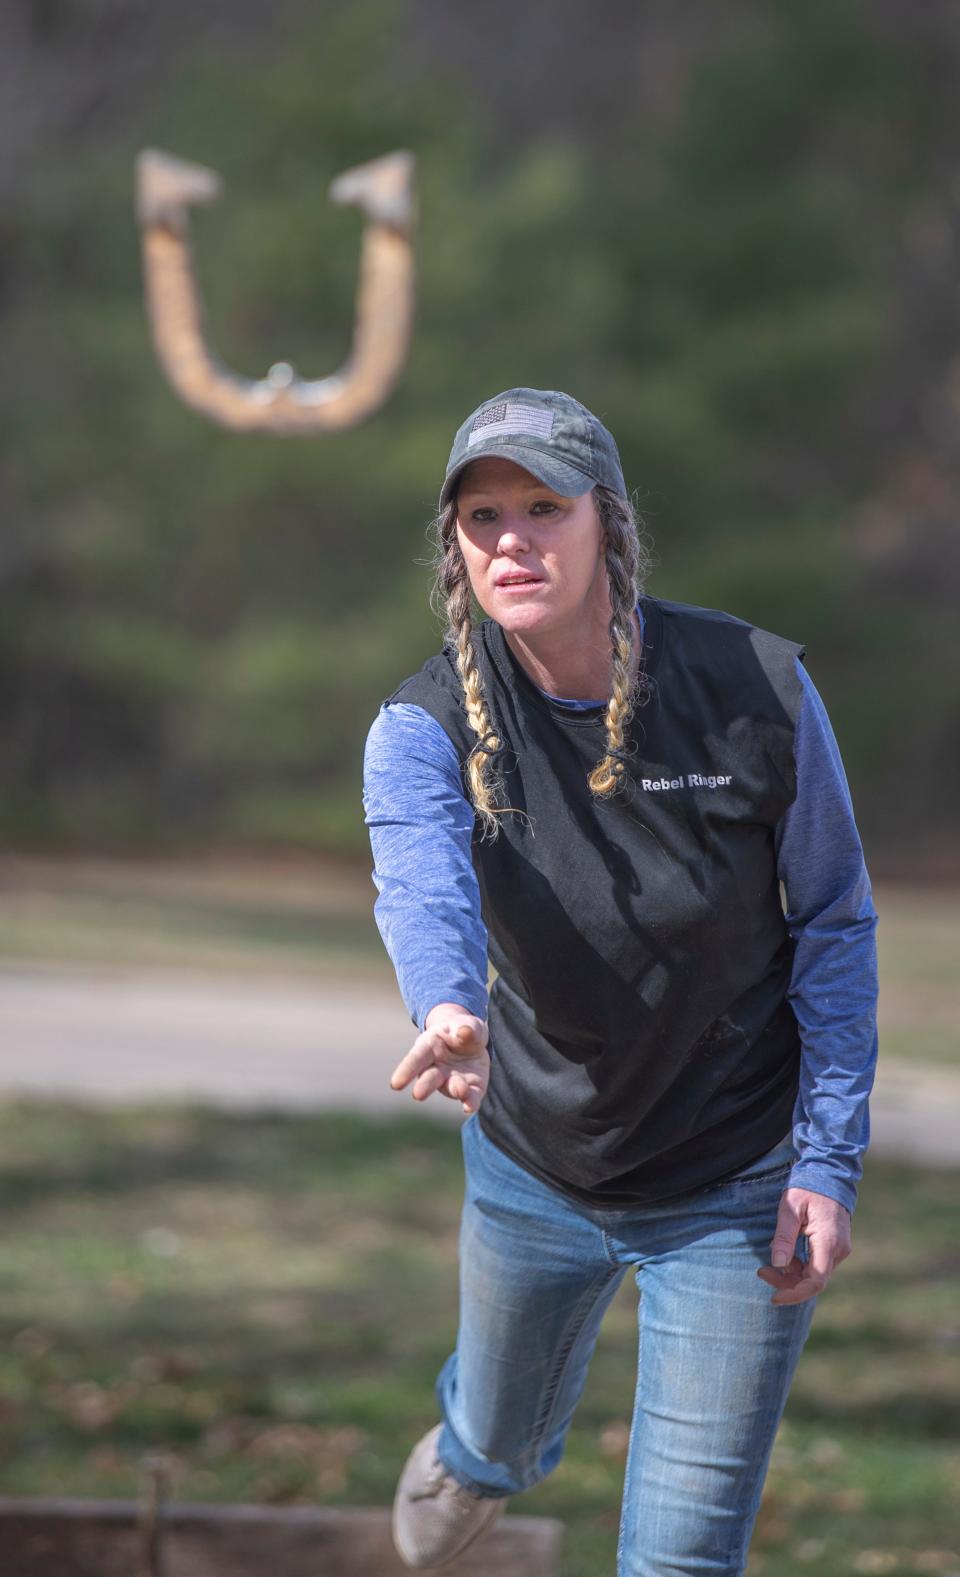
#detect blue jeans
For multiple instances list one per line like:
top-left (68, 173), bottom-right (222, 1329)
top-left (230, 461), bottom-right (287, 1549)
top-left (435, 1114), bottom-right (816, 1577)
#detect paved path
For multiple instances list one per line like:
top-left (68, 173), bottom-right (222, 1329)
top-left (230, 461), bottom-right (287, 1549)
top-left (1, 964), bottom-right (957, 1162)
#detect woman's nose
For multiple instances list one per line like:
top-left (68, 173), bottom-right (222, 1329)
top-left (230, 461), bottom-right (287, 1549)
top-left (497, 524), bottom-right (528, 551)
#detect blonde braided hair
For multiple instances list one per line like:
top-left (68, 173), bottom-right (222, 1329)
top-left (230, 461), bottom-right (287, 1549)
top-left (427, 484), bottom-right (655, 841)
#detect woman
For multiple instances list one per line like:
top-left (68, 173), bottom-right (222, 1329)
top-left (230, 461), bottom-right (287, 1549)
top-left (362, 387), bottom-right (878, 1576)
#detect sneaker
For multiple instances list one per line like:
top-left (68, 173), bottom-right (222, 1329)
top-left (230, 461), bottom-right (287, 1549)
top-left (392, 1422), bottom-right (508, 1569)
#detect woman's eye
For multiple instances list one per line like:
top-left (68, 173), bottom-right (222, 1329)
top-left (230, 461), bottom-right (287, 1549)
top-left (466, 501), bottom-right (557, 522)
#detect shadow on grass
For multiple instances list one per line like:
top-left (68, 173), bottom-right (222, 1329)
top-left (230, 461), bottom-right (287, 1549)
top-left (0, 1102), bottom-right (462, 1212)
top-left (0, 1101), bottom-right (956, 1576)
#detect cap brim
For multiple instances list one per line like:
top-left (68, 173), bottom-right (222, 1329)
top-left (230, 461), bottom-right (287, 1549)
top-left (439, 443), bottom-right (596, 512)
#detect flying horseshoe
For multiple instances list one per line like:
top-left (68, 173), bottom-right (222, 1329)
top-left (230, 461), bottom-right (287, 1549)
top-left (135, 147), bottom-right (416, 433)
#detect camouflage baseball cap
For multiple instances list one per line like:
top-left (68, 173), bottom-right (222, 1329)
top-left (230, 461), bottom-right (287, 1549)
top-left (439, 387), bottom-right (627, 512)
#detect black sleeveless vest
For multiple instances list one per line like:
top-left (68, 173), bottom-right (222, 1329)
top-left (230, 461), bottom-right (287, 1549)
top-left (386, 594), bottom-right (807, 1207)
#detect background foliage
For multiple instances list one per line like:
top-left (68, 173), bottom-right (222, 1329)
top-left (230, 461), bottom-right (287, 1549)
top-left (2, 0), bottom-right (958, 857)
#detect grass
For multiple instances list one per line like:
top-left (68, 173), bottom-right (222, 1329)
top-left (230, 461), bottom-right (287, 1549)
top-left (0, 854), bottom-right (957, 1570)
top-left (0, 1101), bottom-right (956, 1577)
top-left (0, 855), bottom-right (957, 1067)
top-left (874, 888), bottom-right (960, 1069)
top-left (0, 852), bottom-right (388, 981)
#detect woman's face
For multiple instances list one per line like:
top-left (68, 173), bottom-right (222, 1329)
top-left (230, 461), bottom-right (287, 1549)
top-left (454, 456), bottom-right (606, 637)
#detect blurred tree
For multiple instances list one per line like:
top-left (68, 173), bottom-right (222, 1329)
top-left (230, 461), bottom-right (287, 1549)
top-left (0, 0), bottom-right (956, 857)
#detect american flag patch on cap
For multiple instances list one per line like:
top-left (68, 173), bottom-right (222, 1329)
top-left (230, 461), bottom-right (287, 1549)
top-left (467, 402), bottom-right (555, 447)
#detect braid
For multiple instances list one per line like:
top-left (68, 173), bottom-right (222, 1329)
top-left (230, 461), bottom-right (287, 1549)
top-left (427, 485), bottom-right (654, 839)
top-left (587, 485), bottom-right (653, 796)
top-left (429, 500), bottom-right (511, 842)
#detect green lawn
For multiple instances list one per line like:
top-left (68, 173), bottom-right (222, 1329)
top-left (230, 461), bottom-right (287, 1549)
top-left (874, 887), bottom-right (960, 1069)
top-left (0, 853), bottom-right (388, 981)
top-left (0, 856), bottom-right (957, 1067)
top-left (0, 1101), bottom-right (956, 1577)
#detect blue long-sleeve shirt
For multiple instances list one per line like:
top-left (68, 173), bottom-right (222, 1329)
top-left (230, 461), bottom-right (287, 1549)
top-left (363, 613), bottom-right (879, 1215)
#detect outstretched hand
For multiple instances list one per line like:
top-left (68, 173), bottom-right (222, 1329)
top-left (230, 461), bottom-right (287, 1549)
top-left (389, 1004), bottom-right (490, 1115)
top-left (758, 1186), bottom-right (852, 1305)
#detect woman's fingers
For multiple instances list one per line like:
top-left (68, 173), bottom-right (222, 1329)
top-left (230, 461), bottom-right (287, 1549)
top-left (757, 1250), bottom-right (830, 1305)
top-left (448, 1071), bottom-right (483, 1114)
top-left (757, 1257), bottom-right (806, 1292)
top-left (389, 1018), bottom-right (490, 1114)
top-left (760, 1187), bottom-right (850, 1305)
top-left (430, 1020), bottom-right (487, 1060)
top-left (389, 1031), bottom-right (441, 1091)
top-left (390, 1021), bottom-right (487, 1092)
top-left (448, 1021), bottom-right (482, 1050)
top-left (766, 1234), bottom-right (832, 1305)
top-left (411, 1064), bottom-right (449, 1101)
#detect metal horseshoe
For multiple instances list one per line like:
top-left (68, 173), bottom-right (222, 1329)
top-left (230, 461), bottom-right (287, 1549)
top-left (135, 147), bottom-right (416, 433)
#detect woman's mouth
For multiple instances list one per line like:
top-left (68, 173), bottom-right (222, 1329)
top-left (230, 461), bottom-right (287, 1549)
top-left (496, 576), bottom-right (544, 593)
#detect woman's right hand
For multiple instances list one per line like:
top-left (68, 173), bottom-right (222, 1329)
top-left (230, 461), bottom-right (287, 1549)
top-left (389, 1003), bottom-right (490, 1115)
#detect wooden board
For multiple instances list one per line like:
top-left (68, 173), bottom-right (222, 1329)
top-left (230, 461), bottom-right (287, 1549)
top-left (0, 1498), bottom-right (564, 1576)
